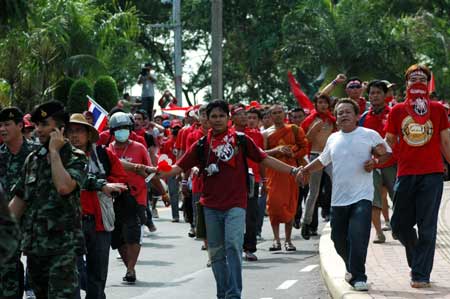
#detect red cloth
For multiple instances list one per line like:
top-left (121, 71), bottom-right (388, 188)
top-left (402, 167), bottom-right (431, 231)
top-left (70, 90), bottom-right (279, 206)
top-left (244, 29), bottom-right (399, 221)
top-left (386, 101), bottom-right (449, 176)
top-left (429, 72), bottom-right (435, 93)
top-left (175, 126), bottom-right (187, 150)
top-left (244, 128), bottom-right (264, 183)
top-left (177, 129), bottom-right (268, 210)
top-left (301, 110), bottom-right (336, 132)
top-left (186, 127), bottom-right (208, 193)
top-left (108, 141), bottom-right (151, 206)
top-left (81, 148), bottom-right (127, 231)
top-left (97, 130), bottom-right (147, 148)
top-left (404, 82), bottom-right (431, 124)
top-left (287, 71), bottom-right (314, 111)
top-left (180, 123), bottom-right (198, 151)
top-left (361, 105), bottom-right (396, 168)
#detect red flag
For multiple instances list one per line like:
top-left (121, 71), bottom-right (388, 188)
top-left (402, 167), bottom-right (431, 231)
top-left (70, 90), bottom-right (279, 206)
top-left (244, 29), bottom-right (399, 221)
top-left (428, 72), bottom-right (435, 93)
top-left (287, 71), bottom-right (314, 111)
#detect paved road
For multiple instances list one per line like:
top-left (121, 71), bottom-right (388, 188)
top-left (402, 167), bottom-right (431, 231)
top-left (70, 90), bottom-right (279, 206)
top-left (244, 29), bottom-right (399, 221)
top-left (103, 204), bottom-right (330, 299)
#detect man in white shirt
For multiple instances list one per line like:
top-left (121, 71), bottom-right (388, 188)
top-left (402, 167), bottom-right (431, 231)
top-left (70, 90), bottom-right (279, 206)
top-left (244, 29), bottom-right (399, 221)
top-left (297, 98), bottom-right (392, 292)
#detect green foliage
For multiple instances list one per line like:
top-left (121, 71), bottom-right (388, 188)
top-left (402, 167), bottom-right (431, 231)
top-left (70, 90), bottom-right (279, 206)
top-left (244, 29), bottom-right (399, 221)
top-left (68, 78), bottom-right (93, 113)
top-left (54, 77), bottom-right (75, 105)
top-left (93, 75), bottom-right (119, 111)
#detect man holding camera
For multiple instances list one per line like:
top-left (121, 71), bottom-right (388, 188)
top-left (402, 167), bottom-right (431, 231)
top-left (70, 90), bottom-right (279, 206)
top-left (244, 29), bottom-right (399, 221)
top-left (137, 63), bottom-right (157, 121)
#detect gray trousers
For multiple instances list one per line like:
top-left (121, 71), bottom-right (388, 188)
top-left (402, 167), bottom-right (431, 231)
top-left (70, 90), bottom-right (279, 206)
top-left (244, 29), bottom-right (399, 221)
top-left (302, 153), bottom-right (333, 225)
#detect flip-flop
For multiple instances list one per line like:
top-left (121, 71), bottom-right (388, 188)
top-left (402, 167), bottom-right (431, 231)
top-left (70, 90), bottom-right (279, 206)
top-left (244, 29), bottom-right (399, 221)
top-left (285, 241), bottom-right (296, 251)
top-left (269, 240), bottom-right (281, 251)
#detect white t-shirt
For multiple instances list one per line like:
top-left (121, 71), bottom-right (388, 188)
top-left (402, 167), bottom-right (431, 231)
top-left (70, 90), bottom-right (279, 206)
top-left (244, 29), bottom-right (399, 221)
top-left (318, 127), bottom-right (391, 207)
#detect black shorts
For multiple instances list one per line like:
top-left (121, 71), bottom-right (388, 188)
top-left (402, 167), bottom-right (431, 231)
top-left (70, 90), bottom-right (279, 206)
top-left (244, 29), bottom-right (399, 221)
top-left (111, 193), bottom-right (143, 249)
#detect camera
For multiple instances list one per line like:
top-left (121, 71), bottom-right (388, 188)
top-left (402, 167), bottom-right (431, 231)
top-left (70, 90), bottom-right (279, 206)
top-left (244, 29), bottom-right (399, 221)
top-left (205, 163), bottom-right (219, 176)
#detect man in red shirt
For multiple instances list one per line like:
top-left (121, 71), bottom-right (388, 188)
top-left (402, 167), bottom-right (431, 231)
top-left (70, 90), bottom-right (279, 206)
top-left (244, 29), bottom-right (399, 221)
top-left (106, 112), bottom-right (160, 284)
top-left (385, 64), bottom-right (450, 288)
top-left (67, 114), bottom-right (128, 298)
top-left (321, 74), bottom-right (368, 115)
top-left (360, 80), bottom-right (397, 244)
top-left (154, 100), bottom-right (302, 299)
top-left (160, 119), bottom-right (183, 222)
top-left (231, 104), bottom-right (265, 261)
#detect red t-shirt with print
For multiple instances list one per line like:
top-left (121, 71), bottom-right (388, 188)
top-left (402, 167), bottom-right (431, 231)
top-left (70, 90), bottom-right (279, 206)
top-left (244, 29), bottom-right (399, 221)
top-left (186, 127), bottom-right (207, 193)
top-left (386, 101), bottom-right (450, 176)
top-left (177, 131), bottom-right (267, 210)
top-left (361, 105), bottom-right (396, 168)
top-left (109, 140), bottom-right (151, 206)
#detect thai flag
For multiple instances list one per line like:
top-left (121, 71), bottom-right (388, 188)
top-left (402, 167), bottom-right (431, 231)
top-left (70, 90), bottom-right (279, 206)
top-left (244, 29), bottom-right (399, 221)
top-left (87, 96), bottom-right (108, 132)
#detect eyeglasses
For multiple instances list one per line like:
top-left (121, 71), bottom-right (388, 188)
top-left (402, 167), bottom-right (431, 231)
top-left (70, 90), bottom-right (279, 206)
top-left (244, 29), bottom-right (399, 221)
top-left (347, 84), bottom-right (362, 89)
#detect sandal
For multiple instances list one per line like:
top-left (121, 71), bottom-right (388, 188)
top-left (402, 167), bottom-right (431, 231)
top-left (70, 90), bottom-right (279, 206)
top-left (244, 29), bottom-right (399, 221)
top-left (285, 241), bottom-right (296, 252)
top-left (269, 240), bottom-right (282, 251)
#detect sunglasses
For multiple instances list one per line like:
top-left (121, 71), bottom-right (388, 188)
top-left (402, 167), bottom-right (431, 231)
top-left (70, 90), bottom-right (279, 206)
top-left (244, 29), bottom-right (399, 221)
top-left (347, 84), bottom-right (362, 89)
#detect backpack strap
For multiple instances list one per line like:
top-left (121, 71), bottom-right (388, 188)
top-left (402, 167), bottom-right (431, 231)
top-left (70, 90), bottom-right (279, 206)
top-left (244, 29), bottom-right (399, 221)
top-left (359, 111), bottom-right (369, 127)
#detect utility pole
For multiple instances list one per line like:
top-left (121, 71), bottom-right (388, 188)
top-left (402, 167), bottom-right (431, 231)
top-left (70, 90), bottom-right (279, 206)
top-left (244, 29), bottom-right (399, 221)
top-left (173, 0), bottom-right (183, 106)
top-left (211, 0), bottom-right (223, 100)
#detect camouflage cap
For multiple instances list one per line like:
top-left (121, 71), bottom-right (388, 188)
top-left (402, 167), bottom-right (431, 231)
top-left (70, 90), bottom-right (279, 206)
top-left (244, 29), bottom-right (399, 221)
top-left (0, 107), bottom-right (24, 122)
top-left (30, 101), bottom-right (65, 123)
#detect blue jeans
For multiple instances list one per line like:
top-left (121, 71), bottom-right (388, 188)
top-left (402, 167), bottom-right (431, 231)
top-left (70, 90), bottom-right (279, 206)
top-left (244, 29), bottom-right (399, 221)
top-left (330, 199), bottom-right (372, 284)
top-left (257, 192), bottom-right (267, 235)
top-left (204, 207), bottom-right (246, 299)
top-left (391, 173), bottom-right (443, 283)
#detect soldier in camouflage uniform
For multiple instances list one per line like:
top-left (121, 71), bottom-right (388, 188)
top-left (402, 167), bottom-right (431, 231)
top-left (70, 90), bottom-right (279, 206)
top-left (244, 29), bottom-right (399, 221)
top-left (9, 101), bottom-right (87, 299)
top-left (0, 107), bottom-right (38, 299)
top-left (0, 183), bottom-right (19, 266)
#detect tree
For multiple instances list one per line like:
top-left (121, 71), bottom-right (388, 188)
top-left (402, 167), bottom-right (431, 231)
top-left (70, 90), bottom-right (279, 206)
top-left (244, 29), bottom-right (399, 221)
top-left (68, 78), bottom-right (93, 113)
top-left (93, 76), bottom-right (119, 111)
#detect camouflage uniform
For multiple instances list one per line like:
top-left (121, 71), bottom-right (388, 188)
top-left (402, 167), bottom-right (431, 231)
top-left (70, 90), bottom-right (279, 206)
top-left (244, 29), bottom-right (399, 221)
top-left (12, 142), bottom-right (87, 299)
top-left (0, 138), bottom-right (37, 298)
top-left (0, 187), bottom-right (19, 266)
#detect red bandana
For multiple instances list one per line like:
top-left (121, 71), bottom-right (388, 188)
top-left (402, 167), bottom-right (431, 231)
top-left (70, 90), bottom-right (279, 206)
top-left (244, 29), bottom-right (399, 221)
top-left (405, 82), bottom-right (430, 124)
top-left (302, 109), bottom-right (336, 131)
top-left (207, 129), bottom-right (238, 167)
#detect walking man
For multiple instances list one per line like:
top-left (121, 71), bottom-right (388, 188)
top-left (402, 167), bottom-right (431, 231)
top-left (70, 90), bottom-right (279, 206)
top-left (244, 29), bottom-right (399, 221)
top-left (298, 98), bottom-right (392, 291)
top-left (385, 64), bottom-right (450, 288)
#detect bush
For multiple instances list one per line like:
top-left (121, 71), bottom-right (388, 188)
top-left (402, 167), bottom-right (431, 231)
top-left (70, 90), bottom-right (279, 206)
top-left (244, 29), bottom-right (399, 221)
top-left (54, 77), bottom-right (74, 105)
top-left (93, 76), bottom-right (119, 111)
top-left (67, 78), bottom-right (93, 113)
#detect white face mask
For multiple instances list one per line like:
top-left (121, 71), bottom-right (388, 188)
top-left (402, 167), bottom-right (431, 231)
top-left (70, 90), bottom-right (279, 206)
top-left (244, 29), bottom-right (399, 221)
top-left (114, 129), bottom-right (130, 142)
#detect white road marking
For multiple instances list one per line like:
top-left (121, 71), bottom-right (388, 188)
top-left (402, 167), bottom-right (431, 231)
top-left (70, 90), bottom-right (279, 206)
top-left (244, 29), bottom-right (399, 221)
top-left (276, 279), bottom-right (298, 290)
top-left (300, 264), bottom-right (319, 272)
top-left (260, 298), bottom-right (273, 299)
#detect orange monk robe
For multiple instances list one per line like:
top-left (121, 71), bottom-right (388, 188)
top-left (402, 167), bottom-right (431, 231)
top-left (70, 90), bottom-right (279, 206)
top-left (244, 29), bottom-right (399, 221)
top-left (266, 124), bottom-right (308, 224)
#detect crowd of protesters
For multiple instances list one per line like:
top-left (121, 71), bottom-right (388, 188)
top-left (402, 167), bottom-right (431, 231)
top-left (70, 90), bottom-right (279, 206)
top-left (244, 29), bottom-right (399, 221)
top-left (1, 63), bottom-right (450, 299)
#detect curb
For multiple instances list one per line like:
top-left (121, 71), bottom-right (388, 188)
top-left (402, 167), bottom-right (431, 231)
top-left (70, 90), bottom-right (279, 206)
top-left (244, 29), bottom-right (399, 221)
top-left (319, 223), bottom-right (371, 299)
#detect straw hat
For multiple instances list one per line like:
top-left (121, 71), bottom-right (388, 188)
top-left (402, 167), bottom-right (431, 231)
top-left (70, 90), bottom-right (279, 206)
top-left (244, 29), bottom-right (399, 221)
top-left (68, 113), bottom-right (99, 143)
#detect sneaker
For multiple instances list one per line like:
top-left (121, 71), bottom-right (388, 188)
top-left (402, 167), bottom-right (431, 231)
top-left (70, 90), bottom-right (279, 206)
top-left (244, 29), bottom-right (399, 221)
top-left (344, 272), bottom-right (352, 283)
top-left (25, 290), bottom-right (36, 299)
top-left (382, 222), bottom-right (391, 231)
top-left (206, 259), bottom-right (212, 267)
top-left (310, 228), bottom-right (318, 236)
top-left (301, 224), bottom-right (311, 240)
top-left (353, 281), bottom-right (368, 291)
top-left (373, 232), bottom-right (386, 244)
top-left (123, 271), bottom-right (136, 284)
top-left (171, 218), bottom-right (180, 223)
top-left (410, 281), bottom-right (431, 288)
top-left (188, 227), bottom-right (196, 238)
top-left (152, 208), bottom-right (159, 218)
top-left (243, 251), bottom-right (258, 261)
top-left (201, 244), bottom-right (208, 251)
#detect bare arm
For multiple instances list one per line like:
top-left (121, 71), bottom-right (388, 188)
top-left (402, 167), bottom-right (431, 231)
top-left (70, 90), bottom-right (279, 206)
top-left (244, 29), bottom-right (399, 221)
top-left (320, 74), bottom-right (347, 96)
top-left (372, 143), bottom-right (392, 164)
top-left (296, 158), bottom-right (325, 185)
top-left (385, 132), bottom-right (397, 149)
top-left (440, 129), bottom-right (450, 163)
top-left (9, 196), bottom-right (27, 220)
top-left (261, 156), bottom-right (296, 174)
top-left (150, 122), bottom-right (165, 133)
